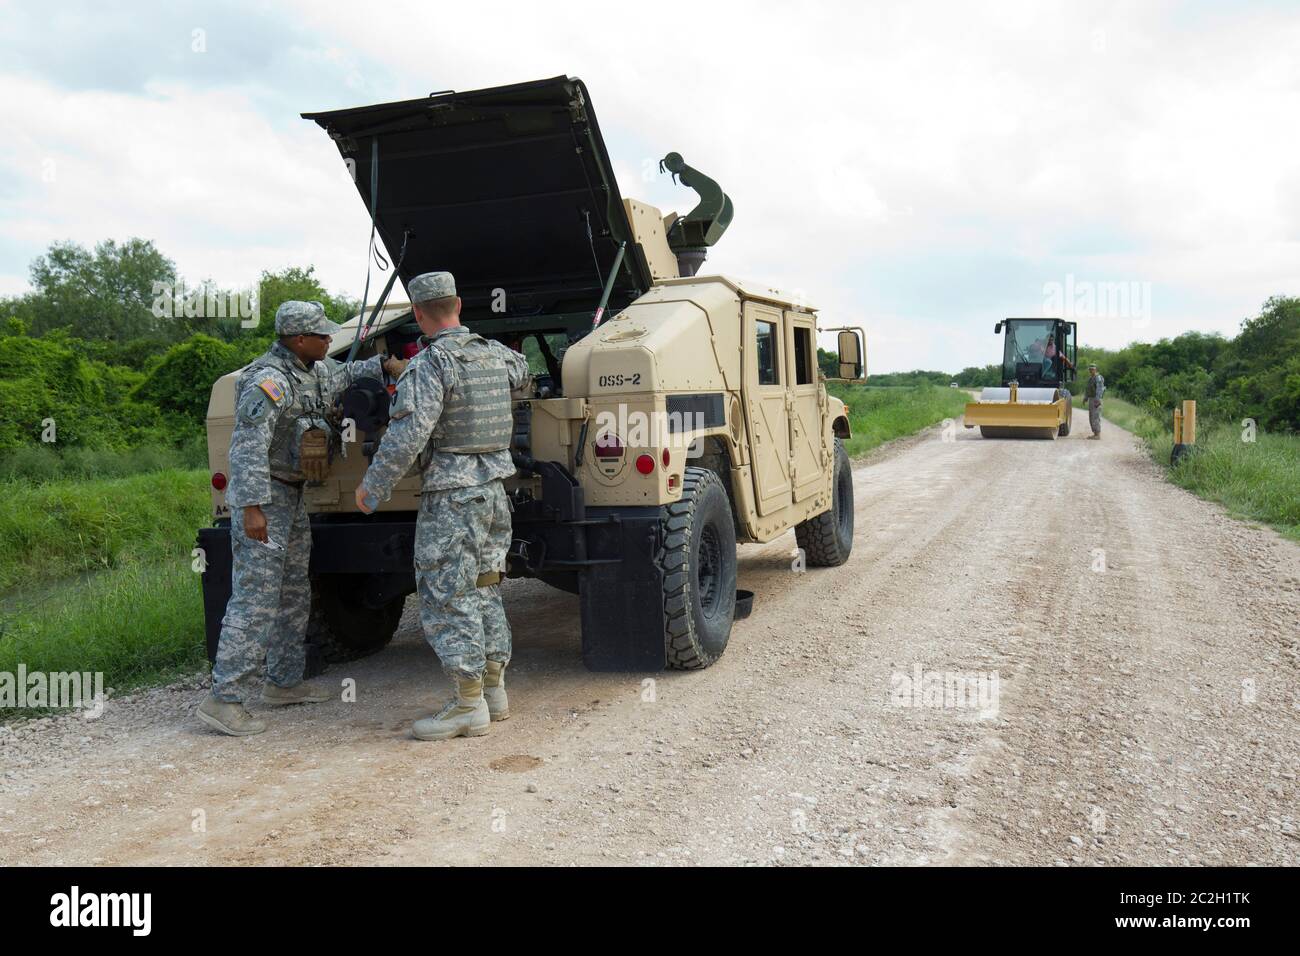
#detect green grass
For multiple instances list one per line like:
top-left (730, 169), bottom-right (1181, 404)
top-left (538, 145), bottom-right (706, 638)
top-left (829, 383), bottom-right (971, 457)
top-left (0, 469), bottom-right (211, 717)
top-left (1075, 394), bottom-right (1300, 541)
top-left (1159, 427), bottom-right (1300, 541)
top-left (1072, 392), bottom-right (1164, 440)
top-left (0, 438), bottom-right (206, 482)
top-left (0, 558), bottom-right (207, 717)
top-left (0, 468), bottom-right (210, 592)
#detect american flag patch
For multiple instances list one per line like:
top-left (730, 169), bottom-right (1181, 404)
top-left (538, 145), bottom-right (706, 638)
top-left (258, 379), bottom-right (284, 402)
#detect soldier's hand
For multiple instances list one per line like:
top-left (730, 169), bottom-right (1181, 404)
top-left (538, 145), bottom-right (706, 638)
top-left (243, 505), bottom-right (269, 542)
top-left (383, 355), bottom-right (409, 378)
top-left (355, 484), bottom-right (375, 514)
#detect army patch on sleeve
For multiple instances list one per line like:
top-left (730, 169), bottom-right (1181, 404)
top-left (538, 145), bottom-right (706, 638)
top-left (389, 382), bottom-right (414, 420)
top-left (258, 378), bottom-right (284, 402)
top-left (237, 391), bottom-right (270, 424)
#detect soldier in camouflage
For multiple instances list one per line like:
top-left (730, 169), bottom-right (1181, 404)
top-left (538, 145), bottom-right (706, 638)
top-left (1085, 363), bottom-right (1106, 439)
top-left (355, 272), bottom-right (531, 741)
top-left (197, 300), bottom-right (408, 736)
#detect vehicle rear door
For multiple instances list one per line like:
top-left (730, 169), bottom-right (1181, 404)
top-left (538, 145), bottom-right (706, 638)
top-left (743, 301), bottom-right (792, 515)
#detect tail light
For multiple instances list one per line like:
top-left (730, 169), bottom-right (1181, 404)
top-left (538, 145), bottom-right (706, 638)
top-left (635, 454), bottom-right (655, 475)
top-left (211, 472), bottom-right (228, 491)
top-left (595, 434), bottom-right (624, 458)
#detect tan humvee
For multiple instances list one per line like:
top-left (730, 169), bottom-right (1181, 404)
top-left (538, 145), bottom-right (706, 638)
top-left (199, 75), bottom-right (865, 672)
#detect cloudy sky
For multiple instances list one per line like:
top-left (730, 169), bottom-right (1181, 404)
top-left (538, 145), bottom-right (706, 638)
top-left (1, 0), bottom-right (1297, 372)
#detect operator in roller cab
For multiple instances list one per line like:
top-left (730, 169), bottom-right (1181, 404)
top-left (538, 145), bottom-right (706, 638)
top-left (197, 301), bottom-right (409, 737)
top-left (1006, 319), bottom-right (1074, 390)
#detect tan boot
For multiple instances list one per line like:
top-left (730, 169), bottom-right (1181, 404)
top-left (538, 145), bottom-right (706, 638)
top-left (412, 677), bottom-right (491, 741)
top-left (483, 660), bottom-right (509, 722)
top-left (262, 680), bottom-right (334, 706)
top-left (197, 695), bottom-right (267, 736)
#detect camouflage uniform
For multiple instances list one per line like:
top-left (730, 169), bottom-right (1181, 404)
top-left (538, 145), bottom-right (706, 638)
top-left (212, 302), bottom-right (384, 703)
top-left (1086, 371), bottom-right (1106, 436)
top-left (362, 313), bottom-right (530, 682)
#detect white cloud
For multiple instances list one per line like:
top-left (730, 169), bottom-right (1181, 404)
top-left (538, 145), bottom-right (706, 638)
top-left (0, 73), bottom-right (375, 299)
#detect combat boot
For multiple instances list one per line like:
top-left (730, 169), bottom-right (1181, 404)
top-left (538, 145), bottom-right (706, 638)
top-left (483, 659), bottom-right (509, 721)
top-left (262, 680), bottom-right (334, 706)
top-left (412, 677), bottom-right (491, 741)
top-left (196, 695), bottom-right (267, 736)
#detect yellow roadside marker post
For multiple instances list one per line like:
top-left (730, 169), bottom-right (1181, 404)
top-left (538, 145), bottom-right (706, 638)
top-left (1172, 400), bottom-right (1196, 465)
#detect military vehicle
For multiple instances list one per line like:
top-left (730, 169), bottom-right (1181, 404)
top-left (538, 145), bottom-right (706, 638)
top-left (963, 317), bottom-right (1077, 439)
top-left (198, 75), bottom-right (865, 672)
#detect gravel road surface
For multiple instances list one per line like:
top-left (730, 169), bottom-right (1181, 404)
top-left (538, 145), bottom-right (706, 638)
top-left (3, 419), bottom-right (1297, 865)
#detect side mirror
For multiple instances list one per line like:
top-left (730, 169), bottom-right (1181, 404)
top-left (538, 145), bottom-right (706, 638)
top-left (994, 322), bottom-right (1002, 334)
top-left (837, 329), bottom-right (864, 380)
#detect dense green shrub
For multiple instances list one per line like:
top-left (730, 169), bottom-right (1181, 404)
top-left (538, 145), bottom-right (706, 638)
top-left (0, 331), bottom-right (201, 454)
top-left (130, 333), bottom-right (242, 421)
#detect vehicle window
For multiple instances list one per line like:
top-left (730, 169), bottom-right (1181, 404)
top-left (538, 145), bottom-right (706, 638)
top-left (520, 332), bottom-right (568, 377)
top-left (794, 326), bottom-right (813, 385)
top-left (1004, 320), bottom-right (1057, 377)
top-left (756, 320), bottom-right (779, 385)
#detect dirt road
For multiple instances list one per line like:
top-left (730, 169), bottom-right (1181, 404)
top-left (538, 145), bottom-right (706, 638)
top-left (3, 418), bottom-right (1298, 866)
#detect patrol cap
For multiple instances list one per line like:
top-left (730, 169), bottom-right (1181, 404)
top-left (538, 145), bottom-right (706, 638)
top-left (1088, 363), bottom-right (1098, 370)
top-left (408, 271), bottom-right (457, 304)
top-left (275, 300), bottom-right (342, 336)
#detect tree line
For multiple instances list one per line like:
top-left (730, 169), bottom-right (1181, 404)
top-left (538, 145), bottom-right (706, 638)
top-left (0, 238), bottom-right (357, 458)
top-left (1075, 297), bottom-right (1299, 432)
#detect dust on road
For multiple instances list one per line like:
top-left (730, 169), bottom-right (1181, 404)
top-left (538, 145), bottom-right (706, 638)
top-left (3, 420), bottom-right (1297, 865)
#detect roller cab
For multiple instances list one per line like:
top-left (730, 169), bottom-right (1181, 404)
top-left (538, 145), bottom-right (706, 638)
top-left (964, 318), bottom-right (1078, 439)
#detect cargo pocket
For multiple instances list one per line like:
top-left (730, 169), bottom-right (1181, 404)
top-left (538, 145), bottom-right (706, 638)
top-left (448, 485), bottom-right (490, 509)
top-left (415, 492), bottom-right (481, 608)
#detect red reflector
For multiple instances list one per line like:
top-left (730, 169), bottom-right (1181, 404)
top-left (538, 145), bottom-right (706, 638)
top-left (595, 435), bottom-right (624, 458)
top-left (211, 472), bottom-right (228, 491)
top-left (662, 448), bottom-right (670, 468)
top-left (635, 454), bottom-right (655, 475)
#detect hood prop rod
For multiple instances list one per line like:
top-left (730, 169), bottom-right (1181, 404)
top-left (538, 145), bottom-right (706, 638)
top-left (590, 240), bottom-right (627, 331)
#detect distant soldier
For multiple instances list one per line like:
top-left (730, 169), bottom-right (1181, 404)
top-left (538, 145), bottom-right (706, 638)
top-left (1085, 363), bottom-right (1106, 439)
top-left (355, 272), bottom-right (531, 741)
top-left (198, 301), bottom-right (408, 736)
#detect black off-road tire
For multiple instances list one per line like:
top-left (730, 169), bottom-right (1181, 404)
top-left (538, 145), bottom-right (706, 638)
top-left (306, 573), bottom-right (404, 665)
top-left (1058, 390), bottom-right (1072, 437)
top-left (660, 467), bottom-right (738, 670)
top-left (795, 438), bottom-right (854, 567)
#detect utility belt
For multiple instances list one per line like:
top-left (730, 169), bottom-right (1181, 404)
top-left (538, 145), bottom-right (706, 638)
top-left (271, 475), bottom-right (306, 490)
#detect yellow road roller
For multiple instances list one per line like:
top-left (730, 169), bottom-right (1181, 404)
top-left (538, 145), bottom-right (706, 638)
top-left (964, 318), bottom-right (1077, 439)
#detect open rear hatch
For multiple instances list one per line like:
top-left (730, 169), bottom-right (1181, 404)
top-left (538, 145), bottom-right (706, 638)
top-left (302, 76), bottom-right (651, 337)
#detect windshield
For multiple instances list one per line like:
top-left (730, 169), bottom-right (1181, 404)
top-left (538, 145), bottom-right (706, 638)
top-left (1003, 320), bottom-right (1059, 383)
